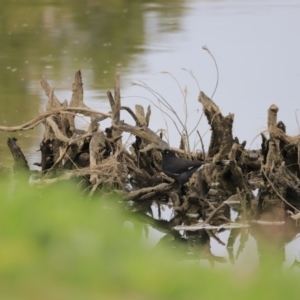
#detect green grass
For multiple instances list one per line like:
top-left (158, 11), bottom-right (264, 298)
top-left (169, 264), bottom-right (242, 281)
top-left (0, 177), bottom-right (298, 299)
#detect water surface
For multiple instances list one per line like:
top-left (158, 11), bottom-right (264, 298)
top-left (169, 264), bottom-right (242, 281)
top-left (1, 0), bottom-right (299, 164)
top-left (0, 0), bottom-right (300, 268)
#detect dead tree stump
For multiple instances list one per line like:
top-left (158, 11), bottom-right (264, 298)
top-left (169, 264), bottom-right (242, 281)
top-left (3, 70), bottom-right (300, 229)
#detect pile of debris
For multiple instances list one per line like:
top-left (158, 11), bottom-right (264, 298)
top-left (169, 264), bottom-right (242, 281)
top-left (3, 70), bottom-right (300, 228)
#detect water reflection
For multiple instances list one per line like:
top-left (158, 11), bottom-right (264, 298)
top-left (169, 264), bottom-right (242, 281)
top-left (130, 201), bottom-right (300, 270)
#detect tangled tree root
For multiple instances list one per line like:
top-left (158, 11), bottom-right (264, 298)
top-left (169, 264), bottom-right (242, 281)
top-left (2, 70), bottom-right (300, 229)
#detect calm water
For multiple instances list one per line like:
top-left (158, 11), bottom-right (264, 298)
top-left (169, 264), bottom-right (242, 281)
top-left (1, 0), bottom-right (300, 267)
top-left (1, 0), bottom-right (300, 165)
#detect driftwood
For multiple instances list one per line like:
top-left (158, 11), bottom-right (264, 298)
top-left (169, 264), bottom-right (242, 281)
top-left (7, 137), bottom-right (30, 175)
top-left (1, 70), bottom-right (300, 233)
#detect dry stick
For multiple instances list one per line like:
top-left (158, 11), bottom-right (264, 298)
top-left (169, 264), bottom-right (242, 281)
top-left (114, 122), bottom-right (168, 148)
top-left (202, 202), bottom-right (227, 225)
top-left (120, 106), bottom-right (140, 125)
top-left (160, 72), bottom-right (190, 151)
top-left (122, 133), bottom-right (133, 150)
top-left (133, 81), bottom-right (186, 131)
top-left (0, 107), bottom-right (111, 132)
top-left (37, 171), bottom-right (75, 187)
top-left (50, 145), bottom-right (71, 170)
top-left (46, 117), bottom-right (71, 143)
top-left (237, 187), bottom-right (247, 222)
top-left (121, 183), bottom-right (173, 201)
top-left (107, 91), bottom-right (115, 110)
top-left (69, 70), bottom-right (84, 107)
top-left (112, 73), bottom-right (121, 130)
top-left (133, 81), bottom-right (174, 114)
top-left (89, 180), bottom-right (100, 197)
top-left (125, 93), bottom-right (170, 143)
top-left (127, 94), bottom-right (181, 138)
top-left (181, 68), bottom-right (204, 144)
top-left (130, 92), bottom-right (180, 147)
top-left (41, 75), bottom-right (61, 107)
top-left (138, 192), bottom-right (156, 201)
top-left (181, 68), bottom-right (201, 92)
top-left (114, 73), bottom-right (121, 116)
top-left (298, 139), bottom-right (300, 171)
top-left (160, 72), bottom-right (186, 103)
top-left (39, 159), bottom-right (123, 187)
top-left (188, 111), bottom-right (203, 138)
top-left (145, 105), bottom-right (151, 127)
top-left (261, 167), bottom-right (300, 213)
top-left (0, 116), bottom-right (47, 132)
top-left (267, 104), bottom-right (278, 132)
top-left (135, 105), bottom-right (147, 127)
top-left (46, 131), bottom-right (97, 172)
top-left (295, 109), bottom-right (300, 133)
top-left (202, 45), bottom-right (219, 99)
top-left (156, 98), bottom-right (171, 145)
top-left (210, 111), bottom-right (221, 127)
top-left (63, 107), bottom-right (111, 118)
top-left (203, 198), bottom-right (216, 210)
top-left (197, 130), bottom-right (206, 161)
top-left (43, 149), bottom-right (80, 179)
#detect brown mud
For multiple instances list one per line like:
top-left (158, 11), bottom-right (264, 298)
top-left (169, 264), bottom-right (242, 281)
top-left (2, 70), bottom-right (300, 266)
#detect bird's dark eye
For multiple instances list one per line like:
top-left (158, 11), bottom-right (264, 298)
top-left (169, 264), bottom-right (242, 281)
top-left (166, 150), bottom-right (169, 154)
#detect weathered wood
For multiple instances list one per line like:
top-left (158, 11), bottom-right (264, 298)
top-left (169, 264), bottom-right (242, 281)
top-left (198, 91), bottom-right (234, 160)
top-left (120, 106), bottom-right (140, 125)
top-left (0, 107), bottom-right (111, 133)
top-left (268, 104), bottom-right (279, 133)
top-left (46, 116), bottom-right (71, 143)
top-left (7, 137), bottom-right (30, 174)
top-left (70, 70), bottom-right (84, 108)
top-left (89, 131), bottom-right (107, 184)
top-left (108, 73), bottom-right (122, 143)
top-left (228, 143), bottom-right (253, 196)
top-left (3, 70), bottom-right (300, 231)
top-left (145, 105), bottom-right (151, 127)
top-left (121, 183), bottom-right (173, 201)
top-left (114, 73), bottom-right (121, 124)
top-left (114, 122), bottom-right (168, 148)
top-left (135, 105), bottom-right (147, 126)
top-left (39, 139), bottom-right (60, 171)
top-left (254, 104), bottom-right (300, 221)
top-left (40, 76), bottom-right (61, 109)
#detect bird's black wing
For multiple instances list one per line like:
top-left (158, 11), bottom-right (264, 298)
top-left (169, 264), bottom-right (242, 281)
top-left (164, 158), bottom-right (203, 174)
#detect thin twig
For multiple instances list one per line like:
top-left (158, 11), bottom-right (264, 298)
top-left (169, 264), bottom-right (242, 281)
top-left (160, 72), bottom-right (190, 149)
top-left (197, 130), bottom-right (206, 161)
top-left (181, 68), bottom-right (201, 93)
top-left (237, 187), bottom-right (247, 222)
top-left (126, 95), bottom-right (182, 137)
top-left (295, 109), bottom-right (300, 133)
top-left (160, 72), bottom-right (186, 103)
top-left (203, 202), bottom-right (227, 225)
top-left (133, 81), bottom-right (186, 131)
top-left (202, 45), bottom-right (219, 99)
top-left (261, 167), bottom-right (300, 213)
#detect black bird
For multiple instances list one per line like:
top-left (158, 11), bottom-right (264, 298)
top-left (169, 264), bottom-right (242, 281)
top-left (157, 148), bottom-right (204, 184)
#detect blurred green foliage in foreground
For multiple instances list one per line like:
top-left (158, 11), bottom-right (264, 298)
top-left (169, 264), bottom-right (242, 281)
top-left (0, 178), bottom-right (298, 300)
